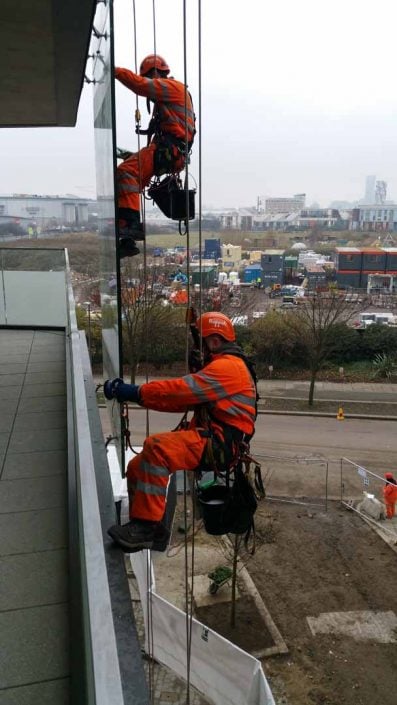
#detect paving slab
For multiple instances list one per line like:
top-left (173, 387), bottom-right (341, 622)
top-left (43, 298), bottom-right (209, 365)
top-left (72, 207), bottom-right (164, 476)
top-left (0, 330), bottom-right (70, 704)
top-left (8, 427), bottom-right (66, 453)
top-left (0, 507), bottom-right (67, 556)
top-left (0, 391), bottom-right (19, 404)
top-left (2, 449), bottom-right (67, 479)
top-left (0, 414), bottom-right (14, 433)
top-left (0, 433), bottom-right (9, 451)
top-left (0, 549), bottom-right (68, 610)
top-left (13, 410), bottom-right (66, 432)
top-left (0, 476), bottom-right (66, 513)
top-left (28, 335), bottom-right (65, 349)
top-left (29, 352), bottom-right (65, 363)
top-left (0, 679), bottom-right (69, 705)
top-left (0, 604), bottom-right (69, 689)
top-left (27, 361), bottom-right (66, 373)
top-left (24, 371), bottom-right (66, 385)
top-left (0, 373), bottom-right (24, 386)
top-left (19, 395), bottom-right (66, 413)
top-left (20, 383), bottom-right (66, 399)
top-left (0, 362), bottom-right (29, 374)
top-left (0, 355), bottom-right (29, 365)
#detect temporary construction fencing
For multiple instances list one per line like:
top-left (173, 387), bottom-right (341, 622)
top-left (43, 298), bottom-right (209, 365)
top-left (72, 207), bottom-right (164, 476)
top-left (340, 458), bottom-right (385, 504)
top-left (340, 458), bottom-right (397, 544)
top-left (257, 454), bottom-right (329, 511)
top-left (130, 551), bottom-right (276, 705)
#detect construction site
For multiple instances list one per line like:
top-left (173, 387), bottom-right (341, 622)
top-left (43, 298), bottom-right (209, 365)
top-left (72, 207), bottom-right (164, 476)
top-left (1, 2), bottom-right (397, 705)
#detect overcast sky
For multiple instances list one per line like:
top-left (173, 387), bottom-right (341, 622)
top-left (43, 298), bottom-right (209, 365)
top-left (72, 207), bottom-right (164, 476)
top-left (1, 0), bottom-right (396, 208)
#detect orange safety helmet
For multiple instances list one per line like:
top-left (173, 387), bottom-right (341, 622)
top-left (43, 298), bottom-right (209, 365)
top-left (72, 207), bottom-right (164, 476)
top-left (196, 312), bottom-right (235, 342)
top-left (139, 54), bottom-right (170, 76)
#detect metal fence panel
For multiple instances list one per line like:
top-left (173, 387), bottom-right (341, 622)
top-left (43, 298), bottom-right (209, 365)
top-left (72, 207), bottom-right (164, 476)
top-left (256, 454), bottom-right (329, 510)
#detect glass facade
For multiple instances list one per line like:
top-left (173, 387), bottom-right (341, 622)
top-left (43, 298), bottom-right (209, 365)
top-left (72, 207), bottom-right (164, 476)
top-left (92, 0), bottom-right (123, 465)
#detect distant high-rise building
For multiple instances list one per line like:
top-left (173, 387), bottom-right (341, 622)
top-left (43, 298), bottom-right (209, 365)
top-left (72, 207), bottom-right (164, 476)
top-left (375, 180), bottom-right (387, 204)
top-left (364, 175), bottom-right (376, 203)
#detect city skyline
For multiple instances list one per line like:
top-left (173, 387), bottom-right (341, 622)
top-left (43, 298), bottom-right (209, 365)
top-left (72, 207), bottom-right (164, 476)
top-left (1, 0), bottom-right (396, 208)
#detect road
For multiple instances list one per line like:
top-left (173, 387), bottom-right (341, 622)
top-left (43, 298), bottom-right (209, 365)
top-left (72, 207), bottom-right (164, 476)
top-left (100, 405), bottom-right (397, 474)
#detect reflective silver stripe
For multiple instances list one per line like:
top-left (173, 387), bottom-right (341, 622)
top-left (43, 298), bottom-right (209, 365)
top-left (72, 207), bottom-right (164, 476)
top-left (118, 183), bottom-right (140, 193)
top-left (141, 460), bottom-right (169, 478)
top-left (136, 480), bottom-right (167, 496)
top-left (162, 113), bottom-right (192, 132)
top-left (146, 79), bottom-right (157, 101)
top-left (197, 372), bottom-right (228, 398)
top-left (171, 104), bottom-right (195, 121)
top-left (185, 372), bottom-right (227, 401)
top-left (158, 105), bottom-right (194, 131)
top-left (223, 405), bottom-right (253, 420)
top-left (230, 393), bottom-right (257, 410)
top-left (157, 80), bottom-right (170, 101)
top-left (185, 375), bottom-right (212, 401)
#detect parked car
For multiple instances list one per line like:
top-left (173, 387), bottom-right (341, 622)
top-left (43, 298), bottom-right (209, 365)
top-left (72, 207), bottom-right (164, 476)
top-left (355, 312), bottom-right (397, 329)
top-left (345, 292), bottom-right (363, 303)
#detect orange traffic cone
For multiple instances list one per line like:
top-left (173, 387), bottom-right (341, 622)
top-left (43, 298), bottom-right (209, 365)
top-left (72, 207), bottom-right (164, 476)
top-left (337, 406), bottom-right (345, 421)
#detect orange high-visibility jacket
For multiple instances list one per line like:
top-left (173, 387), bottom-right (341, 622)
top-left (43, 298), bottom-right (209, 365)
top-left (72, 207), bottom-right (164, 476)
top-left (383, 482), bottom-right (397, 505)
top-left (114, 68), bottom-right (195, 144)
top-left (139, 353), bottom-right (256, 437)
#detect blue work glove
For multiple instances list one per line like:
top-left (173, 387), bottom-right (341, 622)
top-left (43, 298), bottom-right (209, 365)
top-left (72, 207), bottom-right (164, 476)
top-left (103, 378), bottom-right (141, 404)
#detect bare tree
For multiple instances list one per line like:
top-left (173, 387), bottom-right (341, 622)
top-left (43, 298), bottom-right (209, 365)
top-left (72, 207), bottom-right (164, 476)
top-left (286, 290), bottom-right (366, 406)
top-left (120, 261), bottom-right (186, 382)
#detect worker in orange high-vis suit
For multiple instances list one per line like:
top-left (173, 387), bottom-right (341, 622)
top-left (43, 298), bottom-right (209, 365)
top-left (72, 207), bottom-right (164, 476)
top-left (104, 312), bottom-right (257, 552)
top-left (115, 54), bottom-right (195, 258)
top-left (383, 472), bottom-right (397, 519)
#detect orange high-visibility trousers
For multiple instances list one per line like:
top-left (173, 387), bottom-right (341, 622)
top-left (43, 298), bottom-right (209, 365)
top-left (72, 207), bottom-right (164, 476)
top-left (126, 428), bottom-right (206, 522)
top-left (383, 484), bottom-right (397, 519)
top-left (117, 143), bottom-right (157, 212)
top-left (117, 142), bottom-right (186, 212)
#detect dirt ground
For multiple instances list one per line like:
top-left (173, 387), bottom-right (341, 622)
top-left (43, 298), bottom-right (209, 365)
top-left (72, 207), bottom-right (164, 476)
top-left (155, 496), bottom-right (397, 705)
top-left (249, 501), bottom-right (397, 705)
top-left (195, 597), bottom-right (274, 654)
top-left (100, 408), bottom-right (397, 704)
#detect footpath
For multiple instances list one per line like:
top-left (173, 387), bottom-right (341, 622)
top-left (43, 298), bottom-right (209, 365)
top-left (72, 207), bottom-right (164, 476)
top-left (256, 380), bottom-right (397, 419)
top-left (257, 379), bottom-right (397, 402)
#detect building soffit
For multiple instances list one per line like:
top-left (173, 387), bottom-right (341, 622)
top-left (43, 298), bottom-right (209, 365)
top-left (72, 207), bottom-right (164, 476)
top-left (1, 0), bottom-right (96, 127)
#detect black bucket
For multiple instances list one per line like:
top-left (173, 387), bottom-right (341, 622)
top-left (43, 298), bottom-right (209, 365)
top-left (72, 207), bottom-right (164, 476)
top-left (170, 188), bottom-right (195, 220)
top-left (148, 176), bottom-right (195, 221)
top-left (198, 484), bottom-right (231, 536)
top-left (198, 473), bottom-right (257, 536)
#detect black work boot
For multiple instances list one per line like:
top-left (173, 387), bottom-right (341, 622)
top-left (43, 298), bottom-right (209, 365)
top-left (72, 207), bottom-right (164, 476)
top-left (118, 208), bottom-right (145, 239)
top-left (107, 519), bottom-right (170, 553)
top-left (119, 239), bottom-right (140, 259)
top-left (118, 208), bottom-right (145, 259)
